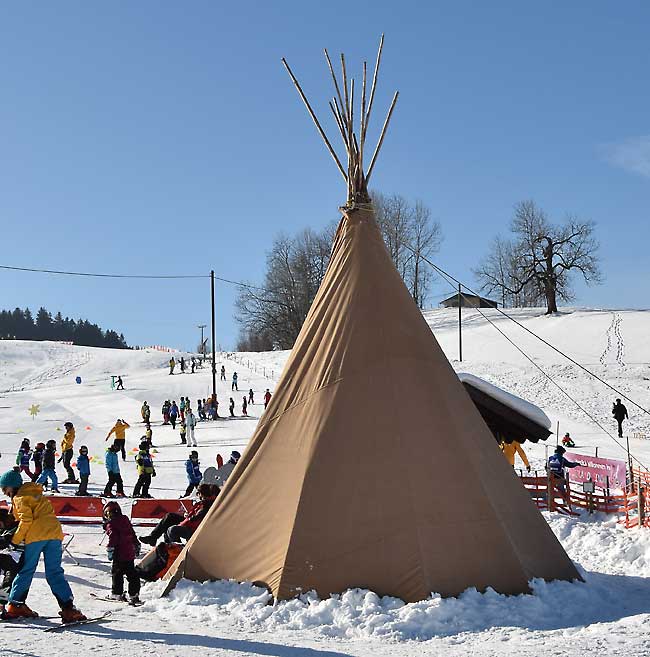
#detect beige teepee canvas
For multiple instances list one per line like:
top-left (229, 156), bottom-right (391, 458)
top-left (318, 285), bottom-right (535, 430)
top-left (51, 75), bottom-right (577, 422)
top-left (164, 37), bottom-right (581, 602)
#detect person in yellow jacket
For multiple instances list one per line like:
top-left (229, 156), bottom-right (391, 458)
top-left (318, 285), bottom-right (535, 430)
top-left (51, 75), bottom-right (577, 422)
top-left (60, 421), bottom-right (77, 484)
top-left (500, 439), bottom-right (531, 472)
top-left (106, 418), bottom-right (130, 461)
top-left (0, 470), bottom-right (86, 622)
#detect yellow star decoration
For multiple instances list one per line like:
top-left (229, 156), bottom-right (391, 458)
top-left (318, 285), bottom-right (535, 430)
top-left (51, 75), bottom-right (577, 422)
top-left (28, 404), bottom-right (40, 419)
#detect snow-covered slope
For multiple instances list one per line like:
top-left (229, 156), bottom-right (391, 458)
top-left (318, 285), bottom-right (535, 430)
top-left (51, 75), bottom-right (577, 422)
top-left (1, 306), bottom-right (650, 656)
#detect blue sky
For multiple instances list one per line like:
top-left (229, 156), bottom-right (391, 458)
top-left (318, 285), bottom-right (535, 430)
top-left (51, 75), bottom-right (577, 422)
top-left (1, 2), bottom-right (649, 350)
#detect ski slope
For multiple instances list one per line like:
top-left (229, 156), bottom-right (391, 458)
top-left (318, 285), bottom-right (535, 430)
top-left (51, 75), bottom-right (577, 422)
top-left (2, 306), bottom-right (650, 656)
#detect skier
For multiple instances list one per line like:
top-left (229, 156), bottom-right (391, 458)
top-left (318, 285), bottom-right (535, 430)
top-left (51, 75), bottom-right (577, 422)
top-left (180, 357), bottom-right (186, 374)
top-left (0, 508), bottom-right (20, 618)
top-left (264, 389), bottom-right (272, 409)
top-left (213, 451), bottom-right (241, 487)
top-left (561, 432), bottom-right (576, 448)
top-left (220, 365), bottom-right (226, 381)
top-left (16, 439), bottom-right (35, 481)
top-left (500, 440), bottom-right (530, 472)
top-left (242, 397), bottom-right (248, 416)
top-left (32, 442), bottom-right (45, 482)
top-left (104, 444), bottom-right (125, 498)
top-left (116, 376), bottom-right (124, 391)
top-left (547, 446), bottom-right (579, 499)
top-left (169, 401), bottom-right (179, 430)
top-left (0, 469), bottom-right (87, 622)
top-left (179, 396), bottom-right (186, 422)
top-left (140, 484), bottom-right (218, 546)
top-left (183, 451), bottom-right (202, 497)
top-left (103, 501), bottom-right (141, 604)
top-left (132, 442), bottom-right (156, 499)
top-left (248, 388), bottom-right (254, 405)
top-left (196, 399), bottom-right (204, 421)
top-left (106, 419), bottom-right (130, 461)
top-left (141, 401), bottom-right (151, 424)
top-left (169, 357), bottom-right (176, 375)
top-left (144, 422), bottom-right (154, 449)
top-left (60, 422), bottom-right (77, 484)
top-left (36, 440), bottom-right (60, 493)
top-left (229, 397), bottom-right (235, 418)
top-left (190, 357), bottom-right (196, 374)
top-left (231, 372), bottom-right (238, 391)
top-left (162, 400), bottom-right (170, 425)
top-left (186, 409), bottom-right (198, 448)
top-left (179, 419), bottom-right (187, 445)
top-left (75, 446), bottom-right (90, 497)
top-left (612, 398), bottom-right (629, 438)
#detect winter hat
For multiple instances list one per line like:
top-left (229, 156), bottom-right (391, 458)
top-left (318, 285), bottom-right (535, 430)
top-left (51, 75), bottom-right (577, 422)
top-left (35, 442), bottom-right (45, 449)
top-left (555, 445), bottom-right (566, 455)
top-left (190, 450), bottom-right (199, 458)
top-left (230, 450), bottom-right (241, 463)
top-left (46, 439), bottom-right (56, 449)
top-left (0, 470), bottom-right (23, 490)
top-left (139, 441), bottom-right (149, 451)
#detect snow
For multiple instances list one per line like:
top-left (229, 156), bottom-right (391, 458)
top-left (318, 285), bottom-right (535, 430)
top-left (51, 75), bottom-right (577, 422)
top-left (2, 306), bottom-right (650, 655)
top-left (457, 371), bottom-right (553, 430)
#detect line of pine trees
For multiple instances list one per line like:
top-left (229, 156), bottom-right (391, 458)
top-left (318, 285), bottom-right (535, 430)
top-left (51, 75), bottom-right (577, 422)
top-left (0, 307), bottom-right (129, 349)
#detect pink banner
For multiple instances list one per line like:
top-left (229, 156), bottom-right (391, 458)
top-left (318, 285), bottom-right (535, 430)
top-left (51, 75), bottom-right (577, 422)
top-left (565, 452), bottom-right (627, 491)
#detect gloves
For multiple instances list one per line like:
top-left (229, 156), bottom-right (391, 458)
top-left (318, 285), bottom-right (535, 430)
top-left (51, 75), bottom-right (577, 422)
top-left (106, 547), bottom-right (114, 561)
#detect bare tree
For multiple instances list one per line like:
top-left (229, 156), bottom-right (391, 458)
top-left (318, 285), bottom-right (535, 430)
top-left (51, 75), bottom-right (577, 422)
top-left (475, 200), bottom-right (602, 313)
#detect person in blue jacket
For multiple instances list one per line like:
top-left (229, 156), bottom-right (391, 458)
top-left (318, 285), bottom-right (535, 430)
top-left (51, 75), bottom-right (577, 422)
top-left (75, 446), bottom-right (91, 496)
top-left (183, 451), bottom-right (202, 497)
top-left (104, 444), bottom-right (125, 498)
top-left (548, 445), bottom-right (579, 498)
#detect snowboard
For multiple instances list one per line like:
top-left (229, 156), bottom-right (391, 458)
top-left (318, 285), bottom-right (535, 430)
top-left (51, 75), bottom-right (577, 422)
top-left (44, 611), bottom-right (113, 632)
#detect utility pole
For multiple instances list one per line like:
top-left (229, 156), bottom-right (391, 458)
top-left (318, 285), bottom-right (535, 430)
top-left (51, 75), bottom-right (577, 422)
top-left (458, 283), bottom-right (463, 362)
top-left (210, 271), bottom-right (216, 401)
top-left (197, 324), bottom-right (206, 361)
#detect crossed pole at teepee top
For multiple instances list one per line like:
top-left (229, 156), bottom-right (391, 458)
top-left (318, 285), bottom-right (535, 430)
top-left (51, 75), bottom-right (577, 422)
top-left (281, 34), bottom-right (399, 206)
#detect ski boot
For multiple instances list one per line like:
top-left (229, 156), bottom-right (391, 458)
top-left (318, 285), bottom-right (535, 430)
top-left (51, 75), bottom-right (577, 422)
top-left (4, 602), bottom-right (38, 619)
top-left (59, 604), bottom-right (87, 624)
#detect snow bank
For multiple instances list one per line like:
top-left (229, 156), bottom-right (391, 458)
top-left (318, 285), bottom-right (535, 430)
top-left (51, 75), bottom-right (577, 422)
top-left (149, 515), bottom-right (650, 642)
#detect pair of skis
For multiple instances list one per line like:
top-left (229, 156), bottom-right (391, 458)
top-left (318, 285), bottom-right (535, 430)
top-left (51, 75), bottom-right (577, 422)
top-left (1, 610), bottom-right (113, 631)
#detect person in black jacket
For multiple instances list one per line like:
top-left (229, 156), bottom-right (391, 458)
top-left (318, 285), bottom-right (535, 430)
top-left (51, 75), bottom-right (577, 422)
top-left (612, 399), bottom-right (629, 438)
top-left (0, 509), bottom-right (20, 618)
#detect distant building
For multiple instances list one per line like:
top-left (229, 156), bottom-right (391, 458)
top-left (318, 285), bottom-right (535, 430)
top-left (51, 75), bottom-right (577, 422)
top-left (440, 293), bottom-right (498, 309)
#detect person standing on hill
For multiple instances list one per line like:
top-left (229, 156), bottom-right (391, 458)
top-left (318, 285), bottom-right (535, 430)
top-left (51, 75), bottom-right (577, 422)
top-left (180, 357), bottom-right (186, 374)
top-left (60, 422), bottom-right (77, 484)
top-left (162, 400), bottom-right (170, 425)
top-left (186, 409), bottom-right (198, 447)
top-left (169, 401), bottom-right (179, 429)
top-left (75, 446), bottom-right (90, 497)
top-left (169, 357), bottom-right (176, 375)
top-left (220, 365), bottom-right (226, 381)
top-left (116, 376), bottom-right (124, 391)
top-left (36, 441), bottom-right (59, 493)
top-left (31, 443), bottom-right (45, 482)
top-left (141, 401), bottom-right (151, 424)
top-left (229, 398), bottom-right (235, 418)
top-left (264, 389), bottom-right (272, 409)
top-left (241, 397), bottom-right (248, 416)
top-left (132, 442), bottom-right (155, 499)
top-left (179, 397), bottom-right (186, 422)
top-left (16, 439), bottom-right (35, 481)
top-left (612, 399), bottom-right (628, 438)
top-left (104, 444), bottom-right (125, 498)
top-left (106, 419), bottom-right (130, 461)
top-left (0, 470), bottom-right (87, 623)
top-left (232, 372), bottom-right (238, 391)
top-left (190, 357), bottom-right (196, 374)
top-left (248, 388), bottom-right (254, 405)
top-left (183, 451), bottom-right (202, 497)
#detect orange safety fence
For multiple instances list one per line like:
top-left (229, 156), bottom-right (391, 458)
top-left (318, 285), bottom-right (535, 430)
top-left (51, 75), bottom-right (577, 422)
top-left (619, 468), bottom-right (650, 529)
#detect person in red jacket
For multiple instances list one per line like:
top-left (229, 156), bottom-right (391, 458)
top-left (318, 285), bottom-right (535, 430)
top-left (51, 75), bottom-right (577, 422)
top-left (139, 484), bottom-right (218, 546)
top-left (263, 389), bottom-right (272, 409)
top-left (103, 502), bottom-right (141, 604)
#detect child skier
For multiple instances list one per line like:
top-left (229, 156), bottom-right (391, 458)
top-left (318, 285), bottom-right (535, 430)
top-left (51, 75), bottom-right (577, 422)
top-left (75, 446), bottom-right (90, 496)
top-left (103, 501), bottom-right (141, 604)
top-left (162, 400), bottom-right (170, 424)
top-left (16, 439), bottom-right (34, 481)
top-left (186, 409), bottom-right (197, 447)
top-left (183, 451), bottom-right (202, 497)
top-left (60, 422), bottom-right (77, 484)
top-left (562, 432), bottom-right (576, 448)
top-left (220, 365), bottom-right (226, 381)
top-left (179, 397), bottom-right (186, 422)
top-left (232, 372), bottom-right (238, 391)
top-left (104, 444), bottom-right (125, 498)
top-left (0, 469), bottom-right (86, 622)
top-left (32, 442), bottom-right (45, 482)
top-left (229, 397), bottom-right (235, 418)
top-left (141, 401), bottom-right (151, 423)
top-left (248, 388), bottom-right (254, 405)
top-left (132, 442), bottom-right (156, 499)
top-left (36, 440), bottom-right (60, 493)
top-left (179, 419), bottom-right (187, 445)
top-left (264, 389), bottom-right (272, 408)
top-left (0, 507), bottom-right (20, 618)
top-left (242, 396), bottom-right (248, 416)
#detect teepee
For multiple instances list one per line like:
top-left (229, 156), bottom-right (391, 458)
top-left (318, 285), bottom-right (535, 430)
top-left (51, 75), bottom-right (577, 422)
top-left (164, 36), bottom-right (580, 602)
